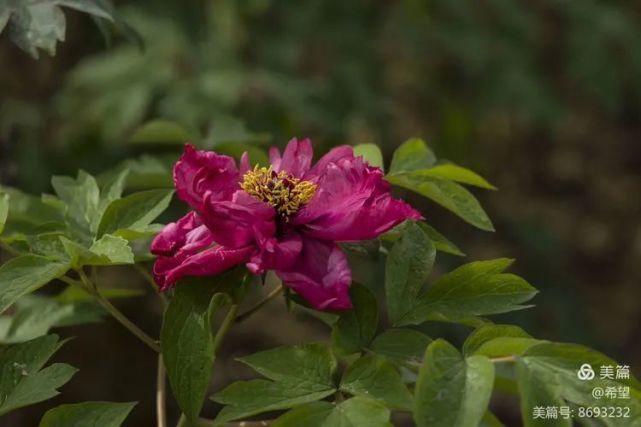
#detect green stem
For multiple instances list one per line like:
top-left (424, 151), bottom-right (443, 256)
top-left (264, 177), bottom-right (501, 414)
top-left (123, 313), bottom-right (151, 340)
top-left (235, 285), bottom-right (283, 323)
top-left (157, 355), bottom-right (167, 427)
top-left (213, 304), bottom-right (239, 353)
top-left (491, 355), bottom-right (517, 363)
top-left (77, 269), bottom-right (161, 353)
top-left (134, 263), bottom-right (168, 308)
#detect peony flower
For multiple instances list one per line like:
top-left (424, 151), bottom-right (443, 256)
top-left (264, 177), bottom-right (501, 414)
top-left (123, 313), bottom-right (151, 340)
top-left (151, 138), bottom-right (422, 310)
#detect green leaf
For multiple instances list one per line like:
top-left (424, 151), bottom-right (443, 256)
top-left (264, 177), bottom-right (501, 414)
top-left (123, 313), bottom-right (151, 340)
top-left (353, 144), bottom-right (384, 171)
top-left (331, 285), bottom-right (378, 356)
top-left (0, 335), bottom-right (77, 416)
top-left (129, 119), bottom-right (193, 145)
top-left (60, 235), bottom-right (133, 267)
top-left (340, 354), bottom-right (413, 410)
top-left (213, 343), bottom-right (337, 424)
top-left (418, 222), bottom-right (465, 257)
top-left (2, 0), bottom-right (114, 58)
top-left (239, 343), bottom-right (336, 388)
top-left (370, 328), bottom-right (432, 365)
top-left (214, 379), bottom-right (336, 424)
top-left (385, 222), bottom-right (435, 325)
top-left (39, 401), bottom-right (136, 427)
top-left (0, 255), bottom-right (70, 314)
top-left (51, 170), bottom-right (101, 233)
top-left (414, 340), bottom-right (495, 427)
top-left (516, 342), bottom-right (641, 427)
top-left (98, 168), bottom-right (130, 215)
top-left (89, 235), bottom-right (135, 264)
top-left (464, 325), bottom-right (532, 351)
top-left (0, 192), bottom-right (9, 235)
top-left (161, 279), bottom-right (232, 421)
top-left (412, 163), bottom-right (496, 190)
top-left (463, 325), bottom-right (534, 356)
top-left (97, 189), bottom-right (173, 238)
top-left (55, 285), bottom-right (143, 304)
top-left (386, 174), bottom-right (494, 231)
top-left (0, 186), bottom-right (64, 238)
top-left (389, 138), bottom-right (436, 174)
top-left (400, 259), bottom-right (538, 326)
top-left (273, 397), bottom-right (392, 427)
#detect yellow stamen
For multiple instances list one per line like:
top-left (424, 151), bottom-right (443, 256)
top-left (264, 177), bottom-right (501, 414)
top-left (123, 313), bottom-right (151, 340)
top-left (241, 165), bottom-right (317, 218)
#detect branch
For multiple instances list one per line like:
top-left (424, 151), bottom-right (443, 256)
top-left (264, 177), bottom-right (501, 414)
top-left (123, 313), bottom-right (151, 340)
top-left (157, 355), bottom-right (167, 427)
top-left (490, 355), bottom-right (517, 363)
top-left (77, 269), bottom-right (161, 353)
top-left (236, 285), bottom-right (283, 323)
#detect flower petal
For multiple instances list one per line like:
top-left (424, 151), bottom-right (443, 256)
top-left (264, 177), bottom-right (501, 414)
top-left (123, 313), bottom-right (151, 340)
top-left (276, 238), bottom-right (352, 310)
top-left (153, 244), bottom-right (253, 291)
top-left (295, 156), bottom-right (422, 241)
top-left (173, 144), bottom-right (239, 210)
top-left (246, 232), bottom-right (303, 274)
top-left (200, 191), bottom-right (276, 248)
top-left (304, 145), bottom-right (353, 180)
top-left (273, 138), bottom-right (313, 178)
top-left (151, 211), bottom-right (202, 256)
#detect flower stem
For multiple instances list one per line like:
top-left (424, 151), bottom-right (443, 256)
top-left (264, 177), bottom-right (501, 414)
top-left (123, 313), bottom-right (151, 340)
top-left (235, 285), bottom-right (283, 323)
top-left (157, 355), bottom-right (167, 427)
top-left (77, 269), bottom-right (161, 353)
top-left (134, 263), bottom-right (168, 308)
top-left (213, 304), bottom-right (239, 353)
top-left (490, 355), bottom-right (517, 363)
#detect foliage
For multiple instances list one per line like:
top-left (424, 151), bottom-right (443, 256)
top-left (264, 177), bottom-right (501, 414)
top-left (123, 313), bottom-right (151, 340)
top-left (0, 138), bottom-right (638, 426)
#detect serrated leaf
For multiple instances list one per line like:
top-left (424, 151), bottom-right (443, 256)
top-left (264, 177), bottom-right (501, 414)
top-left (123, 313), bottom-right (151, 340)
top-left (129, 119), bottom-right (193, 145)
top-left (414, 340), bottom-right (494, 427)
top-left (39, 401), bottom-right (136, 427)
top-left (370, 328), bottom-right (432, 365)
top-left (97, 168), bottom-right (130, 215)
top-left (389, 138), bottom-right (436, 174)
top-left (332, 285), bottom-right (378, 356)
top-left (89, 235), bottom-right (134, 264)
top-left (463, 325), bottom-right (534, 356)
top-left (353, 144), bottom-right (384, 171)
top-left (97, 189), bottom-right (173, 238)
top-left (273, 397), bottom-right (392, 427)
top-left (340, 354), bottom-right (412, 410)
top-left (0, 193), bottom-right (9, 235)
top-left (51, 170), bottom-right (100, 233)
top-left (412, 163), bottom-right (496, 190)
top-left (0, 255), bottom-right (70, 314)
top-left (0, 335), bottom-right (76, 416)
top-left (161, 279), bottom-right (231, 422)
top-left (387, 173), bottom-right (494, 231)
top-left (386, 222), bottom-right (435, 325)
top-left (399, 259), bottom-right (538, 326)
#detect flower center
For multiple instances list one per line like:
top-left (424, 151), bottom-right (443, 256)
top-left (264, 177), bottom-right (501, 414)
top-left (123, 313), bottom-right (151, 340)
top-left (241, 165), bottom-right (317, 218)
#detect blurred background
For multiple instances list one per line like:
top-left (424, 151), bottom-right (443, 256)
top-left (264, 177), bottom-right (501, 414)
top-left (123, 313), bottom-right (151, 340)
top-left (1, 0), bottom-right (640, 425)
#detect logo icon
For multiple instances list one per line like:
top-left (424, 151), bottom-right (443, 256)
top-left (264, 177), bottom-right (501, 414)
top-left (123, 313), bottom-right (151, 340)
top-left (577, 363), bottom-right (595, 380)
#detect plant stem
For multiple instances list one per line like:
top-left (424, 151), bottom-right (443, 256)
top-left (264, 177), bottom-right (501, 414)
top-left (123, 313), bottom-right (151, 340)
top-left (157, 355), bottom-right (167, 427)
top-left (213, 304), bottom-right (239, 353)
top-left (77, 269), bottom-right (161, 353)
top-left (491, 355), bottom-right (517, 363)
top-left (235, 285), bottom-right (283, 323)
top-left (134, 263), bottom-right (168, 308)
